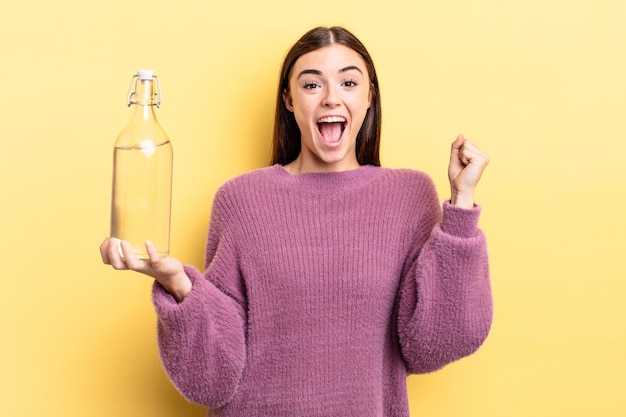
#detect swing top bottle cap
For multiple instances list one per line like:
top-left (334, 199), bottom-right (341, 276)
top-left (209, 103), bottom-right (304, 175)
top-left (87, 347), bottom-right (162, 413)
top-left (137, 70), bottom-right (154, 80)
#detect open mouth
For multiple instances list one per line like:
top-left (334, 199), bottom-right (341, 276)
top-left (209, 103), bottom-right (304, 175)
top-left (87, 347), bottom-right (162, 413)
top-left (317, 116), bottom-right (346, 144)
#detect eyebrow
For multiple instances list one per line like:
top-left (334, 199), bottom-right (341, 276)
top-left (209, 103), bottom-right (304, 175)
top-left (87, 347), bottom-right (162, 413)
top-left (296, 65), bottom-right (364, 79)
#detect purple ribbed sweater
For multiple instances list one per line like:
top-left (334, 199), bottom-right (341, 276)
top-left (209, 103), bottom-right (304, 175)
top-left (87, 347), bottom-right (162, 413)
top-left (152, 164), bottom-right (492, 416)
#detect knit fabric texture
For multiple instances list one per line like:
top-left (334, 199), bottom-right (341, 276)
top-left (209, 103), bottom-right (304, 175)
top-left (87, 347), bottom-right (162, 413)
top-left (152, 164), bottom-right (493, 416)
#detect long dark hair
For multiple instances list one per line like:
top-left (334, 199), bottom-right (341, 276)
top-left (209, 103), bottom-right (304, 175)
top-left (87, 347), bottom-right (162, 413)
top-left (271, 26), bottom-right (382, 166)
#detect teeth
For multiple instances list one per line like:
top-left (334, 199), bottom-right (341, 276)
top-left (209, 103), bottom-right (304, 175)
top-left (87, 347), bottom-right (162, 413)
top-left (318, 116), bottom-right (346, 123)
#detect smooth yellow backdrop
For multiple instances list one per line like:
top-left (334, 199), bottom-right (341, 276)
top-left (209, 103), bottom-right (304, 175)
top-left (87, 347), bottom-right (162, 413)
top-left (2, 1), bottom-right (625, 416)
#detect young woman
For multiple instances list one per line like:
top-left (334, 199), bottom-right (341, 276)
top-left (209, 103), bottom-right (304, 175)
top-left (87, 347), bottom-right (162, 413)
top-left (101, 26), bottom-right (492, 416)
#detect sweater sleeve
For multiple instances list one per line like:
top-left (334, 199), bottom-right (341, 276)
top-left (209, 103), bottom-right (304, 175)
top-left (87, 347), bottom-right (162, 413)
top-left (397, 200), bottom-right (493, 374)
top-left (152, 186), bottom-right (247, 408)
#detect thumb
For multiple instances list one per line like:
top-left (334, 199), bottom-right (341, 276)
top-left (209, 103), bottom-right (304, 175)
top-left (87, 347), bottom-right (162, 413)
top-left (450, 133), bottom-right (466, 164)
top-left (450, 134), bottom-right (465, 158)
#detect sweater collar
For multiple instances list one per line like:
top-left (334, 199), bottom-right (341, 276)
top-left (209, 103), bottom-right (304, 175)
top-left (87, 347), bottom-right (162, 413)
top-left (270, 164), bottom-right (382, 193)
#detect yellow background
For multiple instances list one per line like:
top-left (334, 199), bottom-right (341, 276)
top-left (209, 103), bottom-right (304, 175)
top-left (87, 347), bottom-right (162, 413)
top-left (1, 0), bottom-right (625, 416)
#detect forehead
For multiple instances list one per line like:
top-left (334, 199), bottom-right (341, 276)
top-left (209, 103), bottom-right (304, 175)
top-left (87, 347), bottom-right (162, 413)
top-left (292, 44), bottom-right (368, 75)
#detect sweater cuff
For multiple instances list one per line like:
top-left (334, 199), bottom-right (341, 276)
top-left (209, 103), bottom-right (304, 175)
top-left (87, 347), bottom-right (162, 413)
top-left (440, 200), bottom-right (482, 238)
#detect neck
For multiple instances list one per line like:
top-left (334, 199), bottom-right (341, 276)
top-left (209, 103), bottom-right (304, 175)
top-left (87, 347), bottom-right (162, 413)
top-left (283, 155), bottom-right (361, 175)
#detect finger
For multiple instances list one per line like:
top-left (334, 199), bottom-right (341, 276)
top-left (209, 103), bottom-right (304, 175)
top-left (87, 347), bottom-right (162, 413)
top-left (459, 151), bottom-right (471, 166)
top-left (120, 240), bottom-right (145, 271)
top-left (100, 238), bottom-right (112, 265)
top-left (461, 138), bottom-right (480, 154)
top-left (460, 139), bottom-right (490, 168)
top-left (107, 238), bottom-right (129, 270)
top-left (145, 240), bottom-right (161, 265)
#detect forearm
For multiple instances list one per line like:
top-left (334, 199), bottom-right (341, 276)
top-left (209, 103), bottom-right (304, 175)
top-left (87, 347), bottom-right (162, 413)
top-left (152, 265), bottom-right (247, 407)
top-left (398, 203), bottom-right (493, 373)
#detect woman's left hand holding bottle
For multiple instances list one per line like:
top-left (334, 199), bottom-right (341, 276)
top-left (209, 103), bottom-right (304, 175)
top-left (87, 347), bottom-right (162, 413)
top-left (100, 238), bottom-right (192, 303)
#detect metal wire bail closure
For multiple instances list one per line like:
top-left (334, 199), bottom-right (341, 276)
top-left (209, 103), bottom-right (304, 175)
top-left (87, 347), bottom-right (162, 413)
top-left (126, 73), bottom-right (162, 108)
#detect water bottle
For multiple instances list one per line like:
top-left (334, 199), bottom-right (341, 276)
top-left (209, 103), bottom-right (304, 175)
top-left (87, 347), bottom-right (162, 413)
top-left (110, 70), bottom-right (173, 259)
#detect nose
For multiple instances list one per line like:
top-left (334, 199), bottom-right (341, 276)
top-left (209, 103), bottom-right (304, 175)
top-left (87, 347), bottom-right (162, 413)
top-left (322, 85), bottom-right (340, 107)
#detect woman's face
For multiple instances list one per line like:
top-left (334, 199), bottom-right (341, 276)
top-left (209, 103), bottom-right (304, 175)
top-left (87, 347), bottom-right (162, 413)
top-left (283, 43), bottom-right (372, 173)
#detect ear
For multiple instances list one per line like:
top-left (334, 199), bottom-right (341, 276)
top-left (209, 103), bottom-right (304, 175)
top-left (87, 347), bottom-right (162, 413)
top-left (283, 90), bottom-right (294, 112)
top-left (367, 85), bottom-right (373, 109)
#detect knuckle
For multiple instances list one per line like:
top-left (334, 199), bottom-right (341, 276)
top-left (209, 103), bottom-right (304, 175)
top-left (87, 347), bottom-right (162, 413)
top-left (111, 263), bottom-right (126, 271)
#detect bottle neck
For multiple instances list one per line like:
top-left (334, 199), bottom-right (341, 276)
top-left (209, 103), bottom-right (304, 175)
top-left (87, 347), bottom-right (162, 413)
top-left (133, 79), bottom-right (158, 106)
top-left (115, 73), bottom-right (168, 148)
top-left (129, 79), bottom-right (159, 123)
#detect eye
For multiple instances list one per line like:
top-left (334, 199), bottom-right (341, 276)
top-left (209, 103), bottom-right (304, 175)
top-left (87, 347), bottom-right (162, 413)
top-left (343, 79), bottom-right (358, 88)
top-left (304, 81), bottom-right (321, 90)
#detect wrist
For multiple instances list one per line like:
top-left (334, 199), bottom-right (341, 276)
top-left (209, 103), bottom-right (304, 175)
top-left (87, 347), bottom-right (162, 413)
top-left (450, 192), bottom-right (474, 209)
top-left (164, 272), bottom-right (193, 303)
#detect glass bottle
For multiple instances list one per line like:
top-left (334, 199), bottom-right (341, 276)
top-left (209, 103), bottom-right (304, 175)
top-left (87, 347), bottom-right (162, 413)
top-left (110, 70), bottom-right (173, 259)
